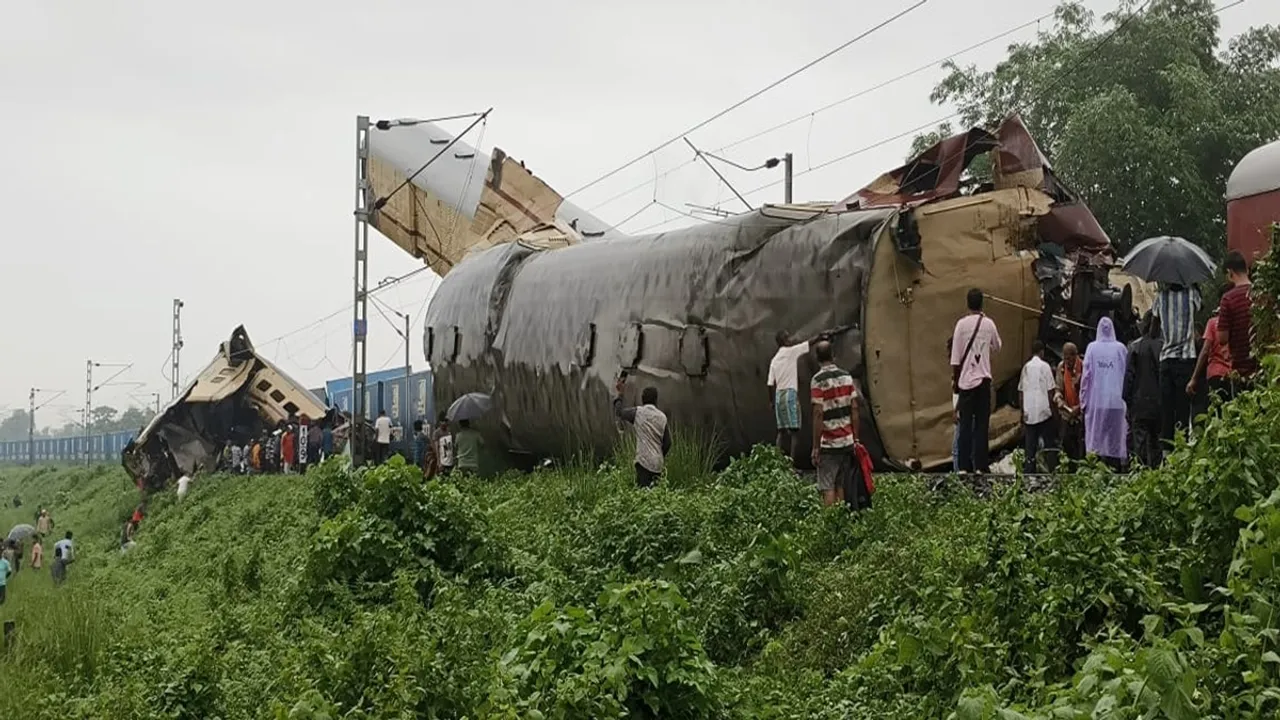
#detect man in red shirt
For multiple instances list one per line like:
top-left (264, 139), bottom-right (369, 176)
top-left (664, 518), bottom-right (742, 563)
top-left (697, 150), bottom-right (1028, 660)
top-left (1217, 250), bottom-right (1257, 394)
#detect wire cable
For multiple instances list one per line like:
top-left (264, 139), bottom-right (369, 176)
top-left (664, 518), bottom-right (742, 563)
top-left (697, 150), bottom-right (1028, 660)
top-left (583, 8), bottom-right (1053, 215)
top-left (562, 0), bottom-right (930, 201)
top-left (735, 0), bottom-right (1189, 201)
top-left (373, 109), bottom-right (492, 210)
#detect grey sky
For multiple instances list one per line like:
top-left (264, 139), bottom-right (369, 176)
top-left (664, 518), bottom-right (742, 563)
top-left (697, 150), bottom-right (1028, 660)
top-left (1, 0), bottom-right (1272, 427)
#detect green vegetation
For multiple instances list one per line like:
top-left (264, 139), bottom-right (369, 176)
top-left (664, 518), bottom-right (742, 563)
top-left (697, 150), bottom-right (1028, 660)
top-left (0, 368), bottom-right (1279, 717)
top-left (910, 0), bottom-right (1280, 259)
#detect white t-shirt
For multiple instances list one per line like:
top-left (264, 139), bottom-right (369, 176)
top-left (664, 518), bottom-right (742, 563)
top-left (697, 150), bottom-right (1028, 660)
top-left (767, 341), bottom-right (810, 392)
top-left (54, 539), bottom-right (74, 563)
top-left (1019, 355), bottom-right (1056, 425)
top-left (437, 433), bottom-right (455, 466)
top-left (374, 415), bottom-right (393, 444)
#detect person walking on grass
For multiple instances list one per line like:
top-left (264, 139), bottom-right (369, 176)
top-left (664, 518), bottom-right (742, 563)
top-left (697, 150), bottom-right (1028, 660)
top-left (613, 374), bottom-right (672, 488)
top-left (0, 548), bottom-right (11, 605)
top-left (809, 341), bottom-right (869, 510)
top-left (30, 534), bottom-right (43, 571)
top-left (53, 531), bottom-right (74, 585)
top-left (1019, 340), bottom-right (1059, 474)
top-left (950, 288), bottom-right (1002, 474)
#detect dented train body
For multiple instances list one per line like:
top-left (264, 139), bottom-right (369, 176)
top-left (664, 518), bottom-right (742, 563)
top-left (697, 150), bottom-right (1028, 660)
top-left (420, 116), bottom-right (1144, 469)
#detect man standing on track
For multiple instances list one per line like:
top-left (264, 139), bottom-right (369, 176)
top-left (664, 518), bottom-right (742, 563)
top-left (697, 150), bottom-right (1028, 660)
top-left (809, 341), bottom-right (868, 510)
top-left (950, 289), bottom-right (1002, 474)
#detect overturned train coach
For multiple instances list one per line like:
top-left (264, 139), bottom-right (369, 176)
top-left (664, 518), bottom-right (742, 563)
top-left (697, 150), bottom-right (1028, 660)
top-left (418, 115), bottom-right (1140, 470)
top-left (123, 326), bottom-right (332, 489)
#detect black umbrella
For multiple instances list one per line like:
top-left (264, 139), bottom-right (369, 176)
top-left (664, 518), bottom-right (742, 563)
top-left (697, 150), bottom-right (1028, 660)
top-left (447, 393), bottom-right (493, 422)
top-left (1121, 235), bottom-right (1216, 286)
top-left (7, 524), bottom-right (35, 543)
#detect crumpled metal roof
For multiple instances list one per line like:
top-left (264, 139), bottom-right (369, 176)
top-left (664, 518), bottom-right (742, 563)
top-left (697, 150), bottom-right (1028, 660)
top-left (1227, 138), bottom-right (1280, 201)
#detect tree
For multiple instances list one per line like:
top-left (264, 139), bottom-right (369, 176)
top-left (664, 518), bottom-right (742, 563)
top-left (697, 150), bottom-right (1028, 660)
top-left (0, 410), bottom-right (31, 442)
top-left (917, 0), bottom-right (1280, 258)
top-left (90, 405), bottom-right (117, 429)
top-left (117, 407), bottom-right (151, 432)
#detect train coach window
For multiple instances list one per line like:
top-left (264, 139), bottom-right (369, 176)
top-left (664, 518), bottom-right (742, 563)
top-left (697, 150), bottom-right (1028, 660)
top-left (575, 323), bottom-right (597, 368)
top-left (283, 401), bottom-right (299, 415)
top-left (679, 326), bottom-right (710, 377)
top-left (448, 326), bottom-right (461, 362)
top-left (256, 380), bottom-right (273, 393)
top-left (617, 323), bottom-right (644, 369)
top-left (270, 389), bottom-right (287, 403)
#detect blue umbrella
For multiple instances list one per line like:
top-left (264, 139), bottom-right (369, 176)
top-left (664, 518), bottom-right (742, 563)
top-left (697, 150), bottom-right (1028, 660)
top-left (447, 392), bottom-right (493, 422)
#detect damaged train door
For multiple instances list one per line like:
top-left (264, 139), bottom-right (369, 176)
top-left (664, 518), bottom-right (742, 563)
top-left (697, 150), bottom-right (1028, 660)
top-left (863, 190), bottom-right (1044, 470)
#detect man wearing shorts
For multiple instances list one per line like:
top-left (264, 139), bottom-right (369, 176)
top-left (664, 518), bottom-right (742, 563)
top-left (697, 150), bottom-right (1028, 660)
top-left (769, 326), bottom-right (851, 465)
top-left (768, 330), bottom-right (811, 464)
top-left (810, 341), bottom-right (869, 510)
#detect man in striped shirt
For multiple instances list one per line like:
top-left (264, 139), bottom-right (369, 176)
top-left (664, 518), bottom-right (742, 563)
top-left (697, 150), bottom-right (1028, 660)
top-left (809, 341), bottom-right (867, 509)
top-left (1153, 283), bottom-right (1200, 448)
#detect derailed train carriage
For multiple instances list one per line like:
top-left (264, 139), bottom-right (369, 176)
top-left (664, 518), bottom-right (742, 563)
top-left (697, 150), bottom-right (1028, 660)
top-left (383, 114), bottom-right (1141, 469)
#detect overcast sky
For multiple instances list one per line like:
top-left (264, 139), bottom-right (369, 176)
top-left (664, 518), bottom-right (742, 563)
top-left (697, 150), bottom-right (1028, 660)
top-left (1, 0), bottom-right (1273, 428)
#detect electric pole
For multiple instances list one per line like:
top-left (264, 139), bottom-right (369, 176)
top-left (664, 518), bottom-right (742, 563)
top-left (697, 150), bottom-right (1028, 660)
top-left (84, 361), bottom-right (133, 466)
top-left (171, 298), bottom-right (184, 398)
top-left (28, 388), bottom-right (35, 466)
top-left (84, 361), bottom-right (92, 466)
top-left (783, 152), bottom-right (794, 204)
top-left (352, 115), bottom-right (372, 467)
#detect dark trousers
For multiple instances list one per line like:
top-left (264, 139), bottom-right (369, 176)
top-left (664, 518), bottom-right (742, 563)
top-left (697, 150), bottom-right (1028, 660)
top-left (375, 442), bottom-right (390, 464)
top-left (1023, 419), bottom-right (1059, 474)
top-left (1160, 359), bottom-right (1195, 446)
top-left (956, 379), bottom-right (992, 473)
top-left (1131, 417), bottom-right (1162, 468)
top-left (635, 463), bottom-right (659, 489)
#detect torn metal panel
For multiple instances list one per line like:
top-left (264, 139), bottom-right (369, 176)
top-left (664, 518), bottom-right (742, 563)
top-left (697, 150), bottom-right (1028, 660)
top-left (840, 114), bottom-right (1112, 261)
top-left (365, 123), bottom-right (619, 278)
top-left (122, 326), bottom-right (330, 490)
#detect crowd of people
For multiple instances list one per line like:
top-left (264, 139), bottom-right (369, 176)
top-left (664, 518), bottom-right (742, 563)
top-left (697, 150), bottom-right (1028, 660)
top-left (0, 508), bottom-right (76, 605)
top-left (954, 249), bottom-right (1259, 474)
top-left (217, 414), bottom-right (334, 476)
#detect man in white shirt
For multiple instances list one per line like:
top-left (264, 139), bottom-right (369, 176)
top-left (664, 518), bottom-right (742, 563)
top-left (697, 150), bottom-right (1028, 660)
top-left (767, 326), bottom-right (852, 465)
top-left (1018, 340), bottom-right (1059, 474)
top-left (768, 331), bottom-right (811, 464)
top-left (373, 409), bottom-right (393, 464)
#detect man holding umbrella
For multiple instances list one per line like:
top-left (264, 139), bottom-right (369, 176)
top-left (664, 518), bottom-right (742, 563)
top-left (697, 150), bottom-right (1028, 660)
top-left (1154, 282), bottom-right (1199, 448)
top-left (446, 393), bottom-right (493, 475)
top-left (1122, 235), bottom-right (1217, 450)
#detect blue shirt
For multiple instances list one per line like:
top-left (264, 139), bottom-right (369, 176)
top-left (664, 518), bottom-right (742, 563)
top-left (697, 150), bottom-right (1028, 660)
top-left (413, 433), bottom-right (428, 466)
top-left (0, 558), bottom-right (10, 586)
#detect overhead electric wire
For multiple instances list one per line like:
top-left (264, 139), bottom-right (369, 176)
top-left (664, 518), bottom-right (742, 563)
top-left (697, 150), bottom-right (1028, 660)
top-left (562, 0), bottom-right (931, 201)
top-left (727, 0), bottom-right (1228, 206)
top-left (584, 7), bottom-right (1054, 215)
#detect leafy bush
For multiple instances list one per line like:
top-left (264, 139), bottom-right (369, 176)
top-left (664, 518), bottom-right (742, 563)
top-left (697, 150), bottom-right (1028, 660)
top-left (7, 362), bottom-right (1280, 717)
top-left (302, 456), bottom-right (508, 605)
top-left (486, 580), bottom-right (720, 718)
